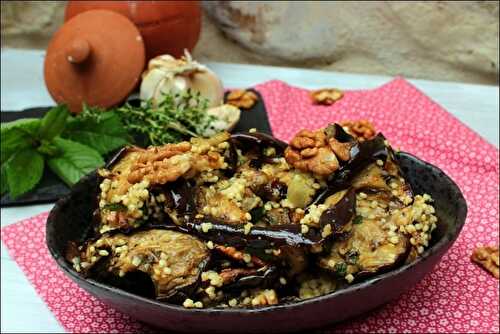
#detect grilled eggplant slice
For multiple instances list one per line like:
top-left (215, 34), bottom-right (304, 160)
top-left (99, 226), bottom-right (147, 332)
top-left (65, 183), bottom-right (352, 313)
top-left (75, 229), bottom-right (209, 300)
top-left (318, 217), bottom-right (409, 278)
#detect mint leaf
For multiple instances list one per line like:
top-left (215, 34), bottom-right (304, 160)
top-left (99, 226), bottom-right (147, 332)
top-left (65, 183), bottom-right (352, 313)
top-left (0, 162), bottom-right (8, 195)
top-left (47, 137), bottom-right (104, 186)
top-left (1, 118), bottom-right (40, 163)
top-left (38, 105), bottom-right (70, 141)
top-left (5, 148), bottom-right (44, 198)
top-left (64, 110), bottom-right (129, 154)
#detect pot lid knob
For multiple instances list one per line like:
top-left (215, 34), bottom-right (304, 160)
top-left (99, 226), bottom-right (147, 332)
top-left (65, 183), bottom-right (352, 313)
top-left (66, 38), bottom-right (91, 64)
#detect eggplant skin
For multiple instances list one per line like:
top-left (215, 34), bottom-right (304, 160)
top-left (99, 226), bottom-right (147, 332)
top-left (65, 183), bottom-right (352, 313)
top-left (76, 229), bottom-right (210, 300)
top-left (231, 132), bottom-right (288, 153)
top-left (319, 188), bottom-right (356, 233)
top-left (183, 215), bottom-right (321, 249)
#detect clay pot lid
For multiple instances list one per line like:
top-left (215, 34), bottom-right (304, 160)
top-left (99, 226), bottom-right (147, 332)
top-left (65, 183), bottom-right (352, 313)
top-left (44, 9), bottom-right (145, 113)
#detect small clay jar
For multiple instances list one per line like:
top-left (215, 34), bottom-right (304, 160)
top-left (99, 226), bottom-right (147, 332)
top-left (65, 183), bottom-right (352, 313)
top-left (65, 1), bottom-right (202, 61)
top-left (44, 9), bottom-right (145, 113)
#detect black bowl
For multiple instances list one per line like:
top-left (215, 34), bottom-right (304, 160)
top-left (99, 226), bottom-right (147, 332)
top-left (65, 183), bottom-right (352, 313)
top-left (46, 152), bottom-right (467, 333)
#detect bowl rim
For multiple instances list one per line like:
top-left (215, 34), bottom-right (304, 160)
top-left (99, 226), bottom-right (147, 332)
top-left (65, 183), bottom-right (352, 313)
top-left (46, 151), bottom-right (468, 315)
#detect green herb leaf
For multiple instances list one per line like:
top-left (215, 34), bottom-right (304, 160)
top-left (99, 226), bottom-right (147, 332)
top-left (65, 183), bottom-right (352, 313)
top-left (333, 262), bottom-right (347, 277)
top-left (103, 203), bottom-right (127, 211)
top-left (1, 118), bottom-right (40, 163)
top-left (47, 137), bottom-right (104, 186)
top-left (38, 105), bottom-right (70, 141)
top-left (37, 139), bottom-right (61, 157)
top-left (63, 107), bottom-right (130, 154)
top-left (110, 90), bottom-right (215, 147)
top-left (0, 162), bottom-right (9, 195)
top-left (5, 148), bottom-right (44, 198)
top-left (353, 215), bottom-right (363, 224)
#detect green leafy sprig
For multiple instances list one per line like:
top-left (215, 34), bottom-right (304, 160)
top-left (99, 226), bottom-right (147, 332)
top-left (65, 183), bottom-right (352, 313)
top-left (1, 106), bottom-right (129, 198)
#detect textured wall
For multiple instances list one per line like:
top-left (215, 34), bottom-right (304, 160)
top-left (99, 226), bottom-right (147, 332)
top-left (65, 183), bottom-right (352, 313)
top-left (1, 1), bottom-right (498, 84)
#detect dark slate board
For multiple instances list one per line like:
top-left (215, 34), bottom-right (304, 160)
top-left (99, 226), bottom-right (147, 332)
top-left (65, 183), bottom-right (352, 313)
top-left (1, 89), bottom-right (271, 206)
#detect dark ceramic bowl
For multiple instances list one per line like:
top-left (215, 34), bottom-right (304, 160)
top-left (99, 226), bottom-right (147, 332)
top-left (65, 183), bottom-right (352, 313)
top-left (46, 152), bottom-right (467, 333)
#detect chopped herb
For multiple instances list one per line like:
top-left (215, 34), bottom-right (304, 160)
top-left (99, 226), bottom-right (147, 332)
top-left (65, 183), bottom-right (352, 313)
top-left (333, 262), bottom-right (347, 277)
top-left (103, 203), bottom-right (127, 211)
top-left (353, 215), bottom-right (363, 224)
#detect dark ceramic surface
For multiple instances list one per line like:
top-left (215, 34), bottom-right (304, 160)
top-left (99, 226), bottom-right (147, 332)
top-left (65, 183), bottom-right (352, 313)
top-left (1, 89), bottom-right (270, 207)
top-left (46, 152), bottom-right (467, 333)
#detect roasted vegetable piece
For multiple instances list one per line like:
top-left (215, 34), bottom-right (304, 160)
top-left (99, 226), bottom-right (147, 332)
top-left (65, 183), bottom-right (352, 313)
top-left (254, 179), bottom-right (287, 202)
top-left (319, 218), bottom-right (409, 278)
top-left (231, 132), bottom-right (287, 154)
top-left (224, 266), bottom-right (280, 291)
top-left (183, 216), bottom-right (321, 248)
top-left (319, 188), bottom-right (356, 234)
top-left (74, 230), bottom-right (209, 300)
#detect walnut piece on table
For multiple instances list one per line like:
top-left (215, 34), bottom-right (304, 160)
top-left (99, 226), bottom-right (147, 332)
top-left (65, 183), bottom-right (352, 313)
top-left (471, 245), bottom-right (499, 279)
top-left (285, 128), bottom-right (353, 176)
top-left (339, 119), bottom-right (376, 142)
top-left (310, 88), bottom-right (344, 105)
top-left (226, 89), bottom-right (258, 109)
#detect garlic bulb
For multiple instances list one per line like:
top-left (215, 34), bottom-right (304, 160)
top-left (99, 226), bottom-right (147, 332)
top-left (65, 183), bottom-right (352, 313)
top-left (202, 104), bottom-right (241, 137)
top-left (140, 51), bottom-right (224, 108)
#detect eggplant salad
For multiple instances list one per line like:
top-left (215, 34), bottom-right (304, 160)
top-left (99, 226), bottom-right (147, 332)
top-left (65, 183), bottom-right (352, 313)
top-left (67, 123), bottom-right (438, 308)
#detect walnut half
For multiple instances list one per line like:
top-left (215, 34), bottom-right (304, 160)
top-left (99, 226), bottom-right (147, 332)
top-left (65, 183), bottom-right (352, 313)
top-left (471, 245), bottom-right (499, 279)
top-left (340, 120), bottom-right (376, 142)
top-left (226, 89), bottom-right (258, 109)
top-left (285, 128), bottom-right (353, 176)
top-left (128, 142), bottom-right (193, 185)
top-left (310, 88), bottom-right (344, 105)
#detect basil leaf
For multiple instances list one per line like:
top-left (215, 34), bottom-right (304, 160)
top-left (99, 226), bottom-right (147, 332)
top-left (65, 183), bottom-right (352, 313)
top-left (64, 110), bottom-right (130, 154)
top-left (47, 138), bottom-right (104, 186)
top-left (38, 105), bottom-right (70, 141)
top-left (5, 148), bottom-right (44, 198)
top-left (1, 118), bottom-right (40, 163)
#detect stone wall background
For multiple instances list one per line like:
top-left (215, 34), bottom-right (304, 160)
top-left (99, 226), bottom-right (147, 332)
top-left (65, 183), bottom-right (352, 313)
top-left (1, 1), bottom-right (498, 85)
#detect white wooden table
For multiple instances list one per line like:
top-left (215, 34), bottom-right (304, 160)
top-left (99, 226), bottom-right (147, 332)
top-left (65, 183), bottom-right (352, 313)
top-left (1, 48), bottom-right (498, 333)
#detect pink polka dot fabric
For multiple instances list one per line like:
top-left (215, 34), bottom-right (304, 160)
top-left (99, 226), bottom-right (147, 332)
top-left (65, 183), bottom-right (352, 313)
top-left (1, 78), bottom-right (498, 333)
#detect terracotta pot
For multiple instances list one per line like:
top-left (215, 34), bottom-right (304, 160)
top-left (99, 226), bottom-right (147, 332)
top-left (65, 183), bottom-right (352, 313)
top-left (65, 1), bottom-right (201, 61)
top-left (44, 10), bottom-right (145, 113)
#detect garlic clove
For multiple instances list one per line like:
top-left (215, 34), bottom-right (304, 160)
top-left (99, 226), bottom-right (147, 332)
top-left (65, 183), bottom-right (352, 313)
top-left (203, 104), bottom-right (241, 137)
top-left (189, 69), bottom-right (224, 108)
top-left (153, 76), bottom-right (189, 103)
top-left (140, 68), bottom-right (165, 101)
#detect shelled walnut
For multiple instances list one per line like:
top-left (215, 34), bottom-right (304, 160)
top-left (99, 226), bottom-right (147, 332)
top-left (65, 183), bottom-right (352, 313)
top-left (310, 88), bottom-right (344, 105)
top-left (340, 120), bottom-right (376, 142)
top-left (226, 89), bottom-right (258, 109)
top-left (285, 128), bottom-right (353, 176)
top-left (471, 245), bottom-right (499, 279)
